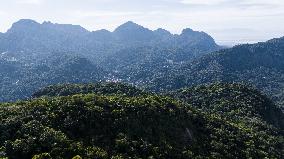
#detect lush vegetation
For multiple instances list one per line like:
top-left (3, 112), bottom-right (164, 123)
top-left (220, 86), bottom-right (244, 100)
top-left (32, 82), bottom-right (149, 98)
top-left (0, 83), bottom-right (283, 158)
top-left (170, 83), bottom-right (284, 130)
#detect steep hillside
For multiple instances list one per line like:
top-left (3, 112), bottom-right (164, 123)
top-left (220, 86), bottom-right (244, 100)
top-left (0, 83), bottom-right (283, 158)
top-left (171, 83), bottom-right (284, 130)
top-left (0, 54), bottom-right (105, 102)
top-left (148, 37), bottom-right (284, 110)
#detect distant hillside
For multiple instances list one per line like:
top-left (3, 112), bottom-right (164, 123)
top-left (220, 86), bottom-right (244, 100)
top-left (101, 47), bottom-right (193, 85)
top-left (0, 19), bottom-right (221, 102)
top-left (147, 37), bottom-right (284, 110)
top-left (0, 53), bottom-right (105, 102)
top-left (0, 83), bottom-right (283, 158)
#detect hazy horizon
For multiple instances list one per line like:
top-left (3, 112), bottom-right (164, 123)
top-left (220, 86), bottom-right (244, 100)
top-left (1, 0), bottom-right (284, 46)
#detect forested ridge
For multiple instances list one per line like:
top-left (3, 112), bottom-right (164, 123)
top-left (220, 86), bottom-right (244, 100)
top-left (0, 83), bottom-right (283, 158)
top-left (32, 83), bottom-right (149, 98)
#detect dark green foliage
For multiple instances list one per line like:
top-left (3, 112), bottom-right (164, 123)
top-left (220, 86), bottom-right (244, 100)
top-left (32, 82), bottom-right (149, 98)
top-left (32, 153), bottom-right (52, 159)
top-left (171, 83), bottom-right (284, 130)
top-left (0, 83), bottom-right (283, 158)
top-left (0, 94), bottom-right (194, 158)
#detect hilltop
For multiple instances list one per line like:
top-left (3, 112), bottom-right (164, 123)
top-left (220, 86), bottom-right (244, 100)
top-left (0, 83), bottom-right (282, 158)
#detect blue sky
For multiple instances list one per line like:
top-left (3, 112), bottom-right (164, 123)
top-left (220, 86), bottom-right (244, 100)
top-left (0, 0), bottom-right (284, 45)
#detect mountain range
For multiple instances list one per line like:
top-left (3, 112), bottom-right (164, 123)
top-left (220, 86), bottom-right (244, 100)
top-left (0, 19), bottom-right (284, 111)
top-left (0, 19), bottom-right (221, 102)
top-left (0, 19), bottom-right (220, 62)
top-left (0, 19), bottom-right (284, 158)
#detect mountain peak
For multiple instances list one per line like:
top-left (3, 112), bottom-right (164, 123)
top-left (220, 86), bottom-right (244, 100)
top-left (180, 28), bottom-right (213, 40)
top-left (121, 21), bottom-right (138, 27)
top-left (155, 28), bottom-right (171, 33)
top-left (181, 28), bottom-right (195, 35)
top-left (154, 28), bottom-right (172, 36)
top-left (15, 19), bottom-right (39, 25)
top-left (114, 21), bottom-right (146, 33)
top-left (11, 19), bottom-right (40, 28)
top-left (7, 19), bottom-right (40, 33)
top-left (93, 29), bottom-right (111, 34)
top-left (124, 21), bottom-right (136, 25)
top-left (113, 21), bottom-right (154, 42)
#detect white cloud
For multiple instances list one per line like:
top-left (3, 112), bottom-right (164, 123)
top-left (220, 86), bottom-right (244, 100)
top-left (180, 0), bottom-right (284, 7)
top-left (0, 11), bottom-right (6, 16)
top-left (17, 0), bottom-right (43, 5)
top-left (239, 0), bottom-right (282, 5)
top-left (180, 0), bottom-right (227, 5)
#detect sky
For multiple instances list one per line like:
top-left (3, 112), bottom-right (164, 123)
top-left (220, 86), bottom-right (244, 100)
top-left (0, 0), bottom-right (284, 46)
